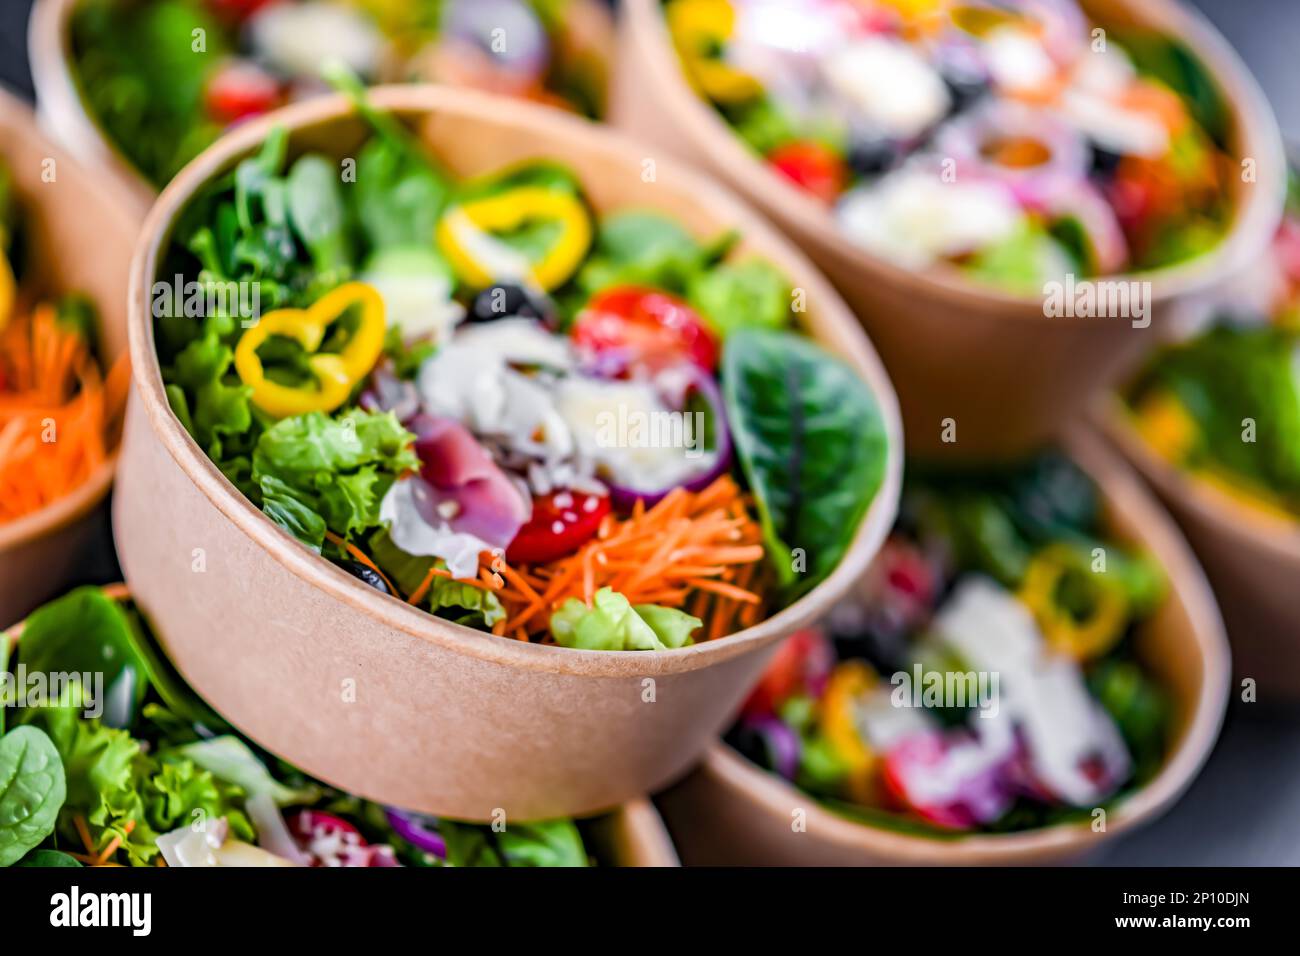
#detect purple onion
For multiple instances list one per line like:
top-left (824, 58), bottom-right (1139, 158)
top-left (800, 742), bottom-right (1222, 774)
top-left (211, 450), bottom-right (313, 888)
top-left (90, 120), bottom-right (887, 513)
top-left (749, 716), bottom-right (802, 781)
top-left (384, 808), bottom-right (448, 859)
top-left (605, 365), bottom-right (734, 511)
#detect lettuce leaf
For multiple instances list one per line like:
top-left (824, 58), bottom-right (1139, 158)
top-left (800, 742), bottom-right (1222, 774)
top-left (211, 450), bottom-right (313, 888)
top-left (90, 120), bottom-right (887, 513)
top-left (367, 529), bottom-right (505, 629)
top-left (169, 736), bottom-right (319, 807)
top-left (439, 818), bottom-right (589, 868)
top-left (550, 588), bottom-right (700, 651)
top-left (251, 409), bottom-right (419, 550)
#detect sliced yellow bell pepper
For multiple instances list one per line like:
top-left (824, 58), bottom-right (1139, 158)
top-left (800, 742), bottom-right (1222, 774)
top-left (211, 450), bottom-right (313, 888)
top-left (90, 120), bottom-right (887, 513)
top-left (234, 282), bottom-right (386, 419)
top-left (0, 248), bottom-right (14, 334)
top-left (1131, 389), bottom-right (1199, 464)
top-left (1018, 544), bottom-right (1129, 661)
top-left (666, 0), bottom-right (763, 104)
top-left (437, 186), bottom-right (592, 292)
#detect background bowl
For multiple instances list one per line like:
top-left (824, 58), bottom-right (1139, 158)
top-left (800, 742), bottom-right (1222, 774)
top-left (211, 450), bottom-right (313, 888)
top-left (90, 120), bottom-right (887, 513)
top-left (1099, 401), bottom-right (1300, 698)
top-left (0, 89), bottom-right (138, 628)
top-left (612, 0), bottom-right (1286, 461)
top-left (3, 584), bottom-right (682, 868)
top-left (655, 427), bottom-right (1230, 865)
top-left (28, 0), bottom-right (614, 213)
top-left (114, 85), bottom-right (904, 822)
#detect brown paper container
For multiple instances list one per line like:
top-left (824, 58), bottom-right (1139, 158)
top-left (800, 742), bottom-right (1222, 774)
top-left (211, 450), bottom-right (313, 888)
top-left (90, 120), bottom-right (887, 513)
top-left (113, 85), bottom-right (904, 822)
top-left (3, 585), bottom-right (680, 868)
top-left (28, 0), bottom-right (614, 215)
top-left (1098, 402), bottom-right (1300, 699)
top-left (656, 428), bottom-right (1230, 865)
top-left (0, 90), bottom-right (139, 628)
top-left (611, 0), bottom-right (1285, 461)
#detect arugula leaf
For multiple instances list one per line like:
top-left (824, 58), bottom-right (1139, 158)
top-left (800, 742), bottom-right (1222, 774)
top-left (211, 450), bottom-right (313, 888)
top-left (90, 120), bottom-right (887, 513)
top-left (0, 726), bottom-right (65, 867)
top-left (16, 587), bottom-right (149, 730)
top-left (722, 329), bottom-right (888, 598)
top-left (251, 409), bottom-right (418, 549)
top-left (550, 588), bottom-right (700, 651)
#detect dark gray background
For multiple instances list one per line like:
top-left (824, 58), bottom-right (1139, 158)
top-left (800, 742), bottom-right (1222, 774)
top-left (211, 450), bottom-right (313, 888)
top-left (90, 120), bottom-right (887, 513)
top-left (1, 0), bottom-right (1296, 865)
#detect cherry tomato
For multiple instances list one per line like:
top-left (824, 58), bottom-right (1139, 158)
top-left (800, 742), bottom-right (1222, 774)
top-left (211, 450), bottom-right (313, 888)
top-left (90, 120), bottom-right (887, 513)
top-left (506, 490), bottom-right (610, 564)
top-left (205, 61), bottom-right (283, 125)
top-left (572, 287), bottom-right (719, 375)
top-left (741, 628), bottom-right (834, 719)
top-left (205, 0), bottom-right (281, 23)
top-left (767, 141), bottom-right (846, 205)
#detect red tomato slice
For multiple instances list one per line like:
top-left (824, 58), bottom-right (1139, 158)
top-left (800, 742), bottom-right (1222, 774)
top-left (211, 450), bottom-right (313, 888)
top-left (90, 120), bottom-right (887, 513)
top-left (572, 286), bottom-right (719, 374)
top-left (768, 142), bottom-right (846, 205)
top-left (205, 61), bottom-right (283, 125)
top-left (506, 490), bottom-right (610, 564)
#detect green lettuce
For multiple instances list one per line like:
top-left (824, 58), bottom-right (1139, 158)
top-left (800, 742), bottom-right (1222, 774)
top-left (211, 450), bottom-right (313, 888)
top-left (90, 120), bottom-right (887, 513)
top-left (550, 588), bottom-right (700, 651)
top-left (251, 409), bottom-right (419, 550)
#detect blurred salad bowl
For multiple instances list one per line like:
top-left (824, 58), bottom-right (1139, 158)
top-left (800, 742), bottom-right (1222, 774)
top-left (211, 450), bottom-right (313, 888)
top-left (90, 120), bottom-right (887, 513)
top-left (613, 0), bottom-right (1285, 459)
top-left (113, 85), bottom-right (903, 821)
top-left (0, 90), bottom-right (139, 627)
top-left (1, 585), bottom-right (679, 867)
top-left (1104, 165), bottom-right (1300, 697)
top-left (656, 429), bottom-right (1229, 864)
top-left (29, 0), bottom-right (613, 210)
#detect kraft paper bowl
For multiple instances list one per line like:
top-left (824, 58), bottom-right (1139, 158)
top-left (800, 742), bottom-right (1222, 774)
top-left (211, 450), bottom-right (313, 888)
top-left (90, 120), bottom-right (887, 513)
top-left (612, 0), bottom-right (1285, 460)
top-left (1099, 401), bottom-right (1300, 699)
top-left (113, 85), bottom-right (904, 822)
top-left (656, 428), bottom-right (1229, 865)
top-left (3, 584), bottom-right (681, 867)
top-left (29, 0), bottom-right (614, 214)
top-left (0, 90), bottom-right (138, 628)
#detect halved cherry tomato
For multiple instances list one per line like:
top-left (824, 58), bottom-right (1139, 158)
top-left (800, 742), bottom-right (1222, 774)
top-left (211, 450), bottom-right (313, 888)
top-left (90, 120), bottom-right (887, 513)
top-left (506, 490), bottom-right (610, 564)
top-left (767, 141), bottom-right (847, 205)
top-left (572, 286), bottom-right (719, 375)
top-left (205, 61), bottom-right (283, 125)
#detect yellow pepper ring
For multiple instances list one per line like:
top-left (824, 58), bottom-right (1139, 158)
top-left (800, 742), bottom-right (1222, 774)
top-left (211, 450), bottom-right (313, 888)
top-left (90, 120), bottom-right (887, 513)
top-left (667, 0), bottom-right (763, 104)
top-left (0, 247), bottom-right (15, 334)
top-left (437, 186), bottom-right (592, 292)
top-left (1017, 544), bottom-right (1129, 661)
top-left (234, 281), bottom-right (386, 420)
top-left (819, 661), bottom-right (877, 773)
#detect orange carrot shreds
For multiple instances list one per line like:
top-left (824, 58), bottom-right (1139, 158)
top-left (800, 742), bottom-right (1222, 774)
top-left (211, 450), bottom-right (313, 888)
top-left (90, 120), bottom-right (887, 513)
top-left (0, 304), bottom-right (126, 524)
top-left (495, 475), bottom-right (769, 642)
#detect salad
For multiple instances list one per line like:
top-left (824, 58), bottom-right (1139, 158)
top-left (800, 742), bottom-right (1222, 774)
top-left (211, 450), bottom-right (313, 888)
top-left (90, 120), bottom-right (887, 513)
top-left (0, 586), bottom-right (597, 867)
top-left (153, 100), bottom-right (889, 649)
top-left (664, 0), bottom-right (1234, 290)
top-left (71, 0), bottom-right (608, 187)
top-left (1128, 168), bottom-right (1300, 522)
top-left (0, 160), bottom-right (126, 527)
top-left (729, 454), bottom-right (1171, 834)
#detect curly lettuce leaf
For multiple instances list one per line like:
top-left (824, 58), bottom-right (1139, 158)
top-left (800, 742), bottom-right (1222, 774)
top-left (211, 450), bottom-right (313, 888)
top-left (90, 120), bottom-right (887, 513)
top-left (251, 409), bottom-right (418, 550)
top-left (550, 588), bottom-right (700, 651)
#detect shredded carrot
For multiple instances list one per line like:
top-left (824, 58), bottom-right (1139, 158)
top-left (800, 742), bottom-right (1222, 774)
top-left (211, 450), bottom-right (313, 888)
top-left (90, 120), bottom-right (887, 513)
top-left (493, 475), bottom-right (768, 643)
top-left (324, 530), bottom-right (400, 598)
top-left (0, 302), bottom-right (127, 524)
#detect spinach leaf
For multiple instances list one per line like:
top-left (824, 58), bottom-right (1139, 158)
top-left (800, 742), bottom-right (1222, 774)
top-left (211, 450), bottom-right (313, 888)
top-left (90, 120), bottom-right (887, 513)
top-left (722, 329), bottom-right (888, 598)
top-left (16, 849), bottom-right (82, 867)
top-left (17, 587), bottom-right (149, 730)
top-left (118, 605), bottom-right (231, 734)
top-left (287, 154), bottom-right (353, 275)
top-left (0, 726), bottom-right (66, 867)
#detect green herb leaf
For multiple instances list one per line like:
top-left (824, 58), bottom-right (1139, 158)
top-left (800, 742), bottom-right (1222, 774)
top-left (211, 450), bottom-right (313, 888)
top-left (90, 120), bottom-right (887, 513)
top-left (722, 329), bottom-right (888, 597)
top-left (0, 726), bottom-right (66, 867)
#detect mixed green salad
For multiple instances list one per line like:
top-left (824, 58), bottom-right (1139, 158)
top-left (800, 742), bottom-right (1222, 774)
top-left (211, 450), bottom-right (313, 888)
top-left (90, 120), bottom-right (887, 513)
top-left (0, 587), bottom-right (592, 867)
top-left (729, 454), bottom-right (1171, 834)
top-left (665, 0), bottom-right (1234, 290)
top-left (71, 0), bottom-right (608, 187)
top-left (1128, 169), bottom-right (1300, 522)
top-left (154, 96), bottom-right (888, 649)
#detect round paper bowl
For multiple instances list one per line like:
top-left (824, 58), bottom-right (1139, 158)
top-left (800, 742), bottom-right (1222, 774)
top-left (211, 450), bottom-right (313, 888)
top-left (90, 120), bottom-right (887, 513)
top-left (0, 90), bottom-right (139, 628)
top-left (113, 85), bottom-right (904, 822)
top-left (655, 428), bottom-right (1229, 865)
top-left (3, 584), bottom-right (680, 868)
top-left (29, 0), bottom-right (614, 214)
top-left (612, 0), bottom-right (1286, 461)
top-left (1099, 402), bottom-right (1300, 699)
